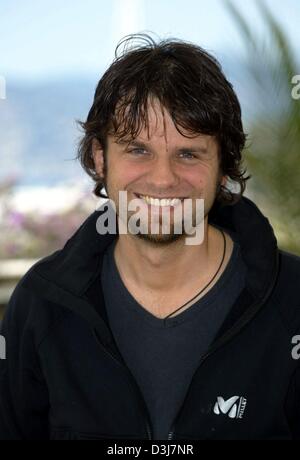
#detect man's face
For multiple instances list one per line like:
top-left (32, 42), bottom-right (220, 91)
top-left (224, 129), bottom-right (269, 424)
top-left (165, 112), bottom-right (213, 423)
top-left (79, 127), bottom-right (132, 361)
top-left (93, 99), bottom-right (226, 245)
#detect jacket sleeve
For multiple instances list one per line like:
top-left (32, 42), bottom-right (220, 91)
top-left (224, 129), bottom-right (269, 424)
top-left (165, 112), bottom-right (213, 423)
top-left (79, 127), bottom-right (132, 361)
top-left (0, 281), bottom-right (50, 440)
top-left (291, 364), bottom-right (300, 439)
top-left (284, 357), bottom-right (300, 440)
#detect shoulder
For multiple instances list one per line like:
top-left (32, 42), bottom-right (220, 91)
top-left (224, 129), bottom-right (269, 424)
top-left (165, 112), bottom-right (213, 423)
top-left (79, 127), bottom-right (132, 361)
top-left (275, 249), bottom-right (300, 334)
top-left (279, 249), bottom-right (300, 279)
top-left (1, 252), bottom-right (66, 344)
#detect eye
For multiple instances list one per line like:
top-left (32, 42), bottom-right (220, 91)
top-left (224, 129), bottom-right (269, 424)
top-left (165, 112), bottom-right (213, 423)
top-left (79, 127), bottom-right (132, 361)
top-left (178, 151), bottom-right (197, 160)
top-left (127, 148), bottom-right (148, 155)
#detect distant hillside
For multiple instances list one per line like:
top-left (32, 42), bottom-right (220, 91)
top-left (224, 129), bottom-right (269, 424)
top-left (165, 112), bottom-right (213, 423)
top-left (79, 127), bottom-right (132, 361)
top-left (0, 77), bottom-right (97, 186)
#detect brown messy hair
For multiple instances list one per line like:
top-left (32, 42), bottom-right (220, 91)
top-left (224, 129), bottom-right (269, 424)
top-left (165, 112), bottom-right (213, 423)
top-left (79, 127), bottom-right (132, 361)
top-left (77, 33), bottom-right (250, 204)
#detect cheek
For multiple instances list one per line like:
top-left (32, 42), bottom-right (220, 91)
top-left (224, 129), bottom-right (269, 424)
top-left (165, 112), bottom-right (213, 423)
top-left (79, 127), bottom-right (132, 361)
top-left (186, 167), bottom-right (219, 194)
top-left (120, 162), bottom-right (150, 184)
top-left (183, 168), bottom-right (207, 188)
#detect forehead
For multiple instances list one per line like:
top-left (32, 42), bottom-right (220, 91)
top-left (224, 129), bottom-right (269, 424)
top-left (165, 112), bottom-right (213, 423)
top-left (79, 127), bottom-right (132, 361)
top-left (111, 97), bottom-right (213, 147)
top-left (139, 101), bottom-right (183, 141)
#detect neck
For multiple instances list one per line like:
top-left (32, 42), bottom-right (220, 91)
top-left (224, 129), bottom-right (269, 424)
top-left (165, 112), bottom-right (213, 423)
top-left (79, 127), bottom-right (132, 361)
top-left (113, 219), bottom-right (229, 295)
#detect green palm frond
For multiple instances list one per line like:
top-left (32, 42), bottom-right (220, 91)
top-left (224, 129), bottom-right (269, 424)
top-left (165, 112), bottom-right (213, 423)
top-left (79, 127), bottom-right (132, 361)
top-left (224, 0), bottom-right (258, 51)
top-left (225, 0), bottom-right (300, 255)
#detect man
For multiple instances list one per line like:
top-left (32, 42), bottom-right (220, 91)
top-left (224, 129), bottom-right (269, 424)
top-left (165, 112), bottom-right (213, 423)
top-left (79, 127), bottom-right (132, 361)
top-left (0, 34), bottom-right (300, 440)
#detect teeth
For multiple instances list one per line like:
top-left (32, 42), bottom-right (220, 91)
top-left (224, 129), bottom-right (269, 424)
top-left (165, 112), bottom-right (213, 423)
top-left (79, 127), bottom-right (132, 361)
top-left (138, 195), bottom-right (182, 207)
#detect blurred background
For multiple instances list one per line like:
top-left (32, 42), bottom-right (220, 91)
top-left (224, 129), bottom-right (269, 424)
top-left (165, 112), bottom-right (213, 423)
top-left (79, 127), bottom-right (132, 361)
top-left (0, 0), bottom-right (299, 316)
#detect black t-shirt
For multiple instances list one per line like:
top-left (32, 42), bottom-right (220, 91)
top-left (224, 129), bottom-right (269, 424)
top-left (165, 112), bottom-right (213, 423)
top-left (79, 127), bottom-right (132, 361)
top-left (101, 229), bottom-right (247, 439)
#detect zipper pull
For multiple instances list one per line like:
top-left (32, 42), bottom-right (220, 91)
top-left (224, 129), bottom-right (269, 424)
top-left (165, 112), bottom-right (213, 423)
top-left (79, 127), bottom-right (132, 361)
top-left (167, 431), bottom-right (174, 440)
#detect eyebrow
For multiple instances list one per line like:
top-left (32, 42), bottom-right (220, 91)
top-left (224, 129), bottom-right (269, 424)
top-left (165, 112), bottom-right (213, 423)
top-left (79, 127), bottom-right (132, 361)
top-left (117, 139), bottom-right (208, 153)
top-left (117, 140), bottom-right (147, 147)
top-left (177, 147), bottom-right (208, 154)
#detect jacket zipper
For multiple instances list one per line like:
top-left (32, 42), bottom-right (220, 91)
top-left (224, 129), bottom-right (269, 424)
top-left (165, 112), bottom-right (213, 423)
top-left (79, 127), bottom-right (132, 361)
top-left (30, 235), bottom-right (279, 440)
top-left (94, 332), bottom-right (153, 440)
top-left (95, 248), bottom-right (279, 442)
top-left (99, 304), bottom-right (252, 442)
top-left (91, 248), bottom-right (279, 441)
top-left (167, 250), bottom-right (280, 440)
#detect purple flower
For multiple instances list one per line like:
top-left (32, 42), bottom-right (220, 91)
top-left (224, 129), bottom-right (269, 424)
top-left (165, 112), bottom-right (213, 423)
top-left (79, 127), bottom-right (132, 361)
top-left (8, 211), bottom-right (25, 228)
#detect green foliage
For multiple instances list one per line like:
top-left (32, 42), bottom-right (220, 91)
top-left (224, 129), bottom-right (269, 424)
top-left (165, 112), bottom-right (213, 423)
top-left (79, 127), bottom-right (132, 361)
top-left (226, 0), bottom-right (300, 255)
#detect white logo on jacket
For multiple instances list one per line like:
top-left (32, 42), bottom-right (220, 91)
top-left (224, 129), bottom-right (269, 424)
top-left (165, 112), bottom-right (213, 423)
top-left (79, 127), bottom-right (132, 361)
top-left (213, 396), bottom-right (247, 419)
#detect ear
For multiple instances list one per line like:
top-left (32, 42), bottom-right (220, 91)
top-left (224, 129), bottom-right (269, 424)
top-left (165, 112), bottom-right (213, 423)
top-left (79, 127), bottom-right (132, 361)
top-left (92, 138), bottom-right (105, 179)
top-left (220, 175), bottom-right (227, 188)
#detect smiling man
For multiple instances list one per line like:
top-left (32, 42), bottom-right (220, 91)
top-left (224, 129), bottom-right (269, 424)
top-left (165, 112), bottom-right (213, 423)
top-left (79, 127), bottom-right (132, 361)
top-left (91, 97), bottom-right (233, 320)
top-left (93, 100), bottom-right (225, 246)
top-left (1, 34), bottom-right (300, 441)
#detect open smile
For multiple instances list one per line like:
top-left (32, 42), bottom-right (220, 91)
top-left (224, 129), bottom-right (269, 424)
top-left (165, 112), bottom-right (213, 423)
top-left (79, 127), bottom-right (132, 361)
top-left (134, 193), bottom-right (186, 207)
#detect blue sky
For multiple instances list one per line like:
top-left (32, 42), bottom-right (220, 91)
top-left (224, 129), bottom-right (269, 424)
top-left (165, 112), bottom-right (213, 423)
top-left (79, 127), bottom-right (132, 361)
top-left (1, 0), bottom-right (300, 82)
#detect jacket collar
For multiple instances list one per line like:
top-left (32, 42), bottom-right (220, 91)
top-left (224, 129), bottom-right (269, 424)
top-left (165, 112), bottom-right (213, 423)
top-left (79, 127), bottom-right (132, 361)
top-left (32, 195), bottom-right (278, 300)
top-left (208, 195), bottom-right (278, 299)
top-left (25, 195), bottom-right (280, 349)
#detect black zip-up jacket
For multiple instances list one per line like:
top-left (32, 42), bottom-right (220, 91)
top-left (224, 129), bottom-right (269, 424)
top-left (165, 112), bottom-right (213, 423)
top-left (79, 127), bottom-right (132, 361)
top-left (0, 196), bottom-right (300, 440)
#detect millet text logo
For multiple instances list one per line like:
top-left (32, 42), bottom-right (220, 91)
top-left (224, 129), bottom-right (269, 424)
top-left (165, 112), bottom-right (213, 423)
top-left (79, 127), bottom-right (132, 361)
top-left (96, 191), bottom-right (205, 245)
top-left (0, 76), bottom-right (6, 100)
top-left (0, 335), bottom-right (6, 359)
top-left (291, 335), bottom-right (300, 360)
top-left (291, 75), bottom-right (300, 100)
top-left (213, 396), bottom-right (247, 419)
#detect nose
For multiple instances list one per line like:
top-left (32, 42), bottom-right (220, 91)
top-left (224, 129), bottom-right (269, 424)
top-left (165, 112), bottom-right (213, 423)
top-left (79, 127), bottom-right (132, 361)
top-left (147, 155), bottom-right (180, 191)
